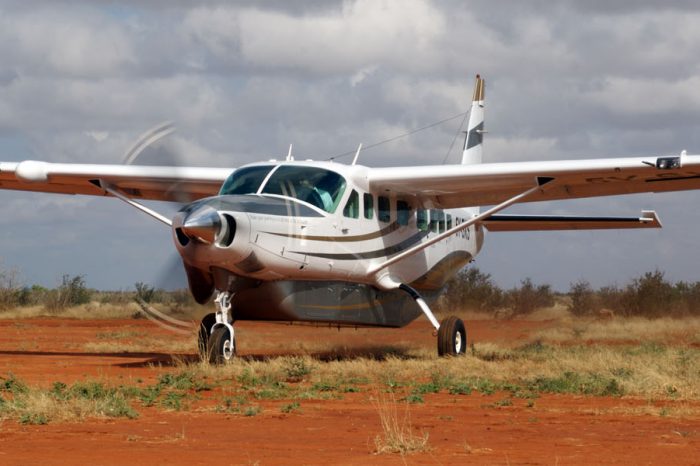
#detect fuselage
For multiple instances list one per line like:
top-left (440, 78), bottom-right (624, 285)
top-left (172, 160), bottom-right (484, 326)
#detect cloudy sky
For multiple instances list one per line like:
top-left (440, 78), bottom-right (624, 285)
top-left (2, 0), bottom-right (700, 291)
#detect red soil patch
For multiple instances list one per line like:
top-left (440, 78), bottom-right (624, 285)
top-left (0, 317), bottom-right (698, 465)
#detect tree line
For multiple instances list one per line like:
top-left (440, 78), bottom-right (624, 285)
top-left (437, 268), bottom-right (700, 318)
top-left (2, 265), bottom-right (699, 318)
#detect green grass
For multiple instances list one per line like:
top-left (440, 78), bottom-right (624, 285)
top-left (1, 335), bottom-right (698, 424)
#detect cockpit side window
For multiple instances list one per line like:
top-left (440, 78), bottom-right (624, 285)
top-left (343, 190), bottom-right (360, 218)
top-left (261, 166), bottom-right (347, 213)
top-left (219, 165), bottom-right (273, 196)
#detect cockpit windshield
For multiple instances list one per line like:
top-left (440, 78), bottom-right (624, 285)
top-left (219, 165), bottom-right (273, 196)
top-left (261, 166), bottom-right (346, 213)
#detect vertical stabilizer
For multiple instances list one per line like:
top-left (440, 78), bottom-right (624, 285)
top-left (461, 75), bottom-right (485, 165)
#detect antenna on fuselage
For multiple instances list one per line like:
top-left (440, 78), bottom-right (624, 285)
top-left (351, 143), bottom-right (363, 165)
top-left (286, 144), bottom-right (294, 161)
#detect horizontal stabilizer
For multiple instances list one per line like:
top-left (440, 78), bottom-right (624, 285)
top-left (482, 210), bottom-right (661, 232)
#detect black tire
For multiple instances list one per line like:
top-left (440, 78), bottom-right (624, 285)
top-left (198, 313), bottom-right (217, 359)
top-left (437, 316), bottom-right (467, 357)
top-left (207, 325), bottom-right (236, 364)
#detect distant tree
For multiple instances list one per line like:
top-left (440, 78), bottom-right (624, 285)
top-left (622, 270), bottom-right (674, 317)
top-left (0, 265), bottom-right (21, 310)
top-left (45, 274), bottom-right (92, 311)
top-left (134, 282), bottom-right (159, 303)
top-left (440, 268), bottom-right (504, 312)
top-left (506, 278), bottom-right (554, 317)
top-left (568, 280), bottom-right (598, 316)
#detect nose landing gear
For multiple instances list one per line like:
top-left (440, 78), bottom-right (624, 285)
top-left (198, 291), bottom-right (237, 364)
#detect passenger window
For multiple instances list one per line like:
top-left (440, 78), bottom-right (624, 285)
top-left (417, 209), bottom-right (428, 231)
top-left (343, 190), bottom-right (360, 219)
top-left (378, 196), bottom-right (390, 223)
top-left (429, 209), bottom-right (438, 233)
top-left (397, 200), bottom-right (410, 226)
top-left (363, 193), bottom-right (374, 219)
top-left (438, 210), bottom-right (446, 233)
top-left (447, 214), bottom-right (453, 230)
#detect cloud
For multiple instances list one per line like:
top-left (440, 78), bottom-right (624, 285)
top-left (0, 7), bottom-right (135, 78)
top-left (1, 1), bottom-right (700, 290)
top-left (184, 0), bottom-right (445, 75)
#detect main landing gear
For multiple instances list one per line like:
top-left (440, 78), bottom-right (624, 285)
top-left (399, 284), bottom-right (467, 356)
top-left (198, 291), bottom-right (236, 364)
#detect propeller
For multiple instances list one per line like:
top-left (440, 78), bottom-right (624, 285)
top-left (120, 121), bottom-right (216, 319)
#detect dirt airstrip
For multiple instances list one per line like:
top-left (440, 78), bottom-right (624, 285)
top-left (0, 316), bottom-right (698, 465)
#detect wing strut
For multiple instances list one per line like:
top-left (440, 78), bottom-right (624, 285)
top-left (91, 180), bottom-right (172, 226)
top-left (368, 178), bottom-right (554, 276)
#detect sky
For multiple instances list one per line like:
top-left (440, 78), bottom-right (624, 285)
top-left (2, 0), bottom-right (700, 291)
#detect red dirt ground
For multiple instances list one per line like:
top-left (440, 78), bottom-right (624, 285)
top-left (0, 317), bottom-right (698, 465)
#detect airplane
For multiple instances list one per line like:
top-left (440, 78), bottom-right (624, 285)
top-left (1, 74), bottom-right (698, 363)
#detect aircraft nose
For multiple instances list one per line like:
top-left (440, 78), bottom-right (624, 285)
top-left (179, 205), bottom-right (222, 244)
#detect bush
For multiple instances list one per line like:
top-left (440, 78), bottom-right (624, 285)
top-left (568, 280), bottom-right (598, 316)
top-left (621, 270), bottom-right (675, 317)
top-left (506, 278), bottom-right (554, 317)
top-left (0, 267), bottom-right (21, 310)
top-left (439, 268), bottom-right (504, 312)
top-left (45, 275), bottom-right (92, 311)
top-left (134, 282), bottom-right (159, 303)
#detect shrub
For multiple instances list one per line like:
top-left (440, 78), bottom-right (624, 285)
top-left (506, 278), bottom-right (554, 317)
top-left (134, 282), bottom-right (159, 303)
top-left (568, 280), bottom-right (598, 316)
top-left (621, 270), bottom-right (675, 317)
top-left (439, 267), bottom-right (504, 313)
top-left (44, 274), bottom-right (92, 311)
top-left (0, 267), bottom-right (21, 310)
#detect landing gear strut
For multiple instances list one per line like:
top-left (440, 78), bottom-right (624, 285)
top-left (198, 291), bottom-right (236, 363)
top-left (399, 283), bottom-right (467, 357)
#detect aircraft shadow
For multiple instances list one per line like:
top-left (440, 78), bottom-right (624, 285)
top-left (0, 344), bottom-right (417, 369)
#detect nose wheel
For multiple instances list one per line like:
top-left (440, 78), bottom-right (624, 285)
top-left (199, 291), bottom-right (237, 363)
top-left (208, 325), bottom-right (236, 364)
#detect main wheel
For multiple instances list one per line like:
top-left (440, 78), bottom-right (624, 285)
top-left (437, 316), bottom-right (467, 357)
top-left (197, 313), bottom-right (217, 359)
top-left (207, 325), bottom-right (236, 364)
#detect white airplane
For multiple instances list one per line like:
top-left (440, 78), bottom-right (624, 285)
top-left (1, 75), bottom-right (697, 362)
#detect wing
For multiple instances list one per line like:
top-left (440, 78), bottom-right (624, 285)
top-left (0, 161), bottom-right (231, 202)
top-left (482, 210), bottom-right (661, 232)
top-left (368, 153), bottom-right (700, 208)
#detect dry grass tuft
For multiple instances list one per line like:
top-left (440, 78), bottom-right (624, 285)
top-left (372, 392), bottom-right (430, 455)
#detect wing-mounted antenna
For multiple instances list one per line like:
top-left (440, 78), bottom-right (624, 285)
top-left (351, 143), bottom-right (363, 165)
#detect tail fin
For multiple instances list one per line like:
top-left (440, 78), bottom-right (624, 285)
top-left (461, 74), bottom-right (485, 165)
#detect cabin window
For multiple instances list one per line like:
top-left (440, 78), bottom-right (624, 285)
top-left (378, 196), bottom-right (391, 223)
top-left (447, 214), bottom-right (453, 230)
top-left (429, 209), bottom-right (439, 232)
top-left (438, 210), bottom-right (446, 233)
top-left (417, 209), bottom-right (428, 231)
top-left (363, 193), bottom-right (374, 219)
top-left (343, 190), bottom-right (360, 218)
top-left (219, 165), bottom-right (273, 196)
top-left (261, 166), bottom-right (346, 213)
top-left (397, 200), bottom-right (410, 226)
